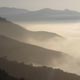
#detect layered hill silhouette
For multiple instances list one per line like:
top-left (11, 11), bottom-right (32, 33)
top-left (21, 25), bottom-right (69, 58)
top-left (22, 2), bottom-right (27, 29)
top-left (0, 17), bottom-right (64, 49)
top-left (1, 35), bottom-right (80, 75)
top-left (0, 7), bottom-right (80, 22)
top-left (0, 57), bottom-right (80, 80)
top-left (0, 17), bottom-right (80, 74)
top-left (0, 35), bottom-right (67, 66)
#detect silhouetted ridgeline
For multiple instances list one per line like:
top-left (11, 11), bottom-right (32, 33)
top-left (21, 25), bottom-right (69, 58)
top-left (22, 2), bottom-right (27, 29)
top-left (0, 57), bottom-right (80, 80)
top-left (0, 34), bottom-right (70, 67)
top-left (0, 16), bottom-right (80, 80)
top-left (0, 7), bottom-right (80, 22)
top-left (0, 17), bottom-right (77, 77)
top-left (0, 16), bottom-right (63, 42)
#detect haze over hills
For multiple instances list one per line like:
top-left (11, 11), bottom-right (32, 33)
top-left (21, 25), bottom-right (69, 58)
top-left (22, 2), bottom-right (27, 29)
top-left (0, 17), bottom-right (64, 50)
top-left (0, 18), bottom-right (66, 65)
top-left (0, 7), bottom-right (80, 22)
top-left (0, 57), bottom-right (80, 80)
top-left (0, 35), bottom-right (80, 75)
top-left (0, 35), bottom-right (67, 66)
top-left (1, 5), bottom-right (80, 80)
top-left (0, 11), bottom-right (80, 76)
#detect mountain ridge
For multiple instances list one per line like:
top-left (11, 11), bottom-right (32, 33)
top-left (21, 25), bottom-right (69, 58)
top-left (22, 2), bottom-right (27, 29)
top-left (0, 57), bottom-right (80, 80)
top-left (0, 34), bottom-right (66, 63)
top-left (0, 7), bottom-right (29, 15)
top-left (1, 34), bottom-right (80, 75)
top-left (0, 7), bottom-right (80, 22)
top-left (0, 17), bottom-right (63, 45)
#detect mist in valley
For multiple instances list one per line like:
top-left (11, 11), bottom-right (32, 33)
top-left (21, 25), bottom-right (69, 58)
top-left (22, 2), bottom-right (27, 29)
top-left (15, 22), bottom-right (80, 58)
top-left (1, 8), bottom-right (80, 77)
top-left (6, 21), bottom-right (80, 75)
top-left (1, 0), bottom-right (80, 79)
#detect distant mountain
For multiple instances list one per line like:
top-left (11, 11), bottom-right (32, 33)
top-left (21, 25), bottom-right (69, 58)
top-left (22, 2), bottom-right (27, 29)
top-left (16, 8), bottom-right (80, 22)
top-left (0, 17), bottom-right (63, 47)
top-left (0, 7), bottom-right (29, 16)
top-left (0, 7), bottom-right (80, 22)
top-left (0, 57), bottom-right (80, 80)
top-left (0, 35), bottom-right (67, 66)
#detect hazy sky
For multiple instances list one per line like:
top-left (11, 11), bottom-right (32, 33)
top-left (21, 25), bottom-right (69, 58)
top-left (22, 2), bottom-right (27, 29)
top-left (0, 0), bottom-right (80, 11)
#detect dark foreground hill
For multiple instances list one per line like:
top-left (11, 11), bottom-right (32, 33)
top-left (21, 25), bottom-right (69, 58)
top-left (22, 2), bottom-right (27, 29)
top-left (0, 57), bottom-right (80, 80)
top-left (0, 69), bottom-right (18, 80)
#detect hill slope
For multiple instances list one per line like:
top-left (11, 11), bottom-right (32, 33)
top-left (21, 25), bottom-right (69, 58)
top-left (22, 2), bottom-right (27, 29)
top-left (0, 35), bottom-right (67, 66)
top-left (0, 17), bottom-right (64, 50)
top-left (0, 35), bottom-right (80, 75)
top-left (0, 57), bottom-right (80, 80)
top-left (0, 17), bottom-right (62, 41)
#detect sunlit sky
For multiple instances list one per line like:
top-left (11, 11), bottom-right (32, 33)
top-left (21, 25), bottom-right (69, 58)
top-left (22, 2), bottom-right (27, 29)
top-left (0, 0), bottom-right (80, 11)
